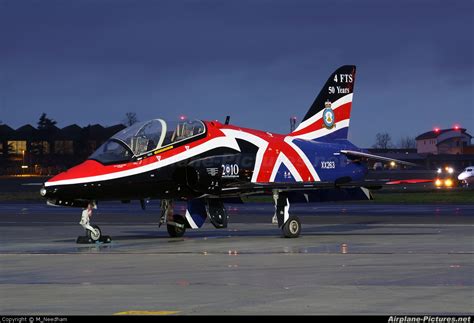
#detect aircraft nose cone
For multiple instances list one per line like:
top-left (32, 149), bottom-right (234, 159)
top-left (40, 185), bottom-right (57, 199)
top-left (458, 172), bottom-right (468, 180)
top-left (45, 160), bottom-right (104, 186)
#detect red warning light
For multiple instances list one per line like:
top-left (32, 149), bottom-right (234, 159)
top-left (434, 127), bottom-right (440, 133)
top-left (454, 124), bottom-right (460, 130)
top-left (179, 115), bottom-right (187, 121)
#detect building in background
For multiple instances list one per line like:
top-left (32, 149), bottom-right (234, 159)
top-left (415, 127), bottom-right (472, 155)
top-left (0, 123), bottom-right (125, 175)
top-left (369, 127), bottom-right (473, 173)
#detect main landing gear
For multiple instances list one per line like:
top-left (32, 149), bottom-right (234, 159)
top-left (159, 199), bottom-right (188, 238)
top-left (167, 214), bottom-right (187, 238)
top-left (159, 198), bottom-right (228, 238)
top-left (273, 191), bottom-right (301, 238)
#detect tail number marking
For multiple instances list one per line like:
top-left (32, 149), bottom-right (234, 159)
top-left (321, 161), bottom-right (336, 169)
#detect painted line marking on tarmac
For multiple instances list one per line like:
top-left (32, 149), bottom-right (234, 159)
top-left (114, 310), bottom-right (180, 315)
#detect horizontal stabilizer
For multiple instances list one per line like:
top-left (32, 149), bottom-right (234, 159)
top-left (340, 150), bottom-right (417, 167)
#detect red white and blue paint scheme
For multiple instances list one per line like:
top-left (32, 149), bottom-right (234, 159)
top-left (41, 65), bottom-right (413, 239)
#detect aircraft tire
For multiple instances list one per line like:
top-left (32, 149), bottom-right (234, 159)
top-left (282, 216), bottom-right (301, 238)
top-left (167, 214), bottom-right (187, 238)
top-left (87, 225), bottom-right (102, 242)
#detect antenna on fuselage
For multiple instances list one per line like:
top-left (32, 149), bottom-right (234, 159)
top-left (290, 116), bottom-right (297, 132)
top-left (225, 116), bottom-right (230, 125)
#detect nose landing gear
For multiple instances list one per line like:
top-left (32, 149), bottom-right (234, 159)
top-left (76, 203), bottom-right (111, 244)
top-left (86, 224), bottom-right (102, 242)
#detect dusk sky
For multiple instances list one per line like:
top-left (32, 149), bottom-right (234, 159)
top-left (0, 0), bottom-right (472, 147)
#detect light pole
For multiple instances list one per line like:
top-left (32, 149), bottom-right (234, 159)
top-left (20, 150), bottom-right (24, 175)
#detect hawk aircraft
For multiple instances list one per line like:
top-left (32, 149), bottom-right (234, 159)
top-left (40, 65), bottom-right (414, 240)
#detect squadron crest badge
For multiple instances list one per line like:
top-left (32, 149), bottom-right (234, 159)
top-left (323, 100), bottom-right (335, 129)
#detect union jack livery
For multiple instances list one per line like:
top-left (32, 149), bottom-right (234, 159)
top-left (41, 65), bottom-right (414, 240)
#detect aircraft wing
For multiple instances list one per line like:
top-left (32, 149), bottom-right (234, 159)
top-left (221, 179), bottom-right (386, 194)
top-left (340, 150), bottom-right (418, 166)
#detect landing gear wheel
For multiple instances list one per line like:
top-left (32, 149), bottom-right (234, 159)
top-left (87, 225), bottom-right (102, 242)
top-left (167, 214), bottom-right (187, 238)
top-left (282, 216), bottom-right (301, 238)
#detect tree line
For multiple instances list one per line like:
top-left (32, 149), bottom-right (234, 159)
top-left (373, 132), bottom-right (416, 149)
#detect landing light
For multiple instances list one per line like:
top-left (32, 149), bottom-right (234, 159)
top-left (390, 161), bottom-right (396, 168)
top-left (437, 168), bottom-right (442, 174)
top-left (444, 178), bottom-right (453, 187)
top-left (435, 179), bottom-right (442, 187)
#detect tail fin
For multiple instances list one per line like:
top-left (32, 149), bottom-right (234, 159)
top-left (290, 65), bottom-right (356, 141)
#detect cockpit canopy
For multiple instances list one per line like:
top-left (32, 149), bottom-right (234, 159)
top-left (90, 119), bottom-right (206, 164)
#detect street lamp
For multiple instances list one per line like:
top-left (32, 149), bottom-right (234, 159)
top-left (21, 150), bottom-right (27, 175)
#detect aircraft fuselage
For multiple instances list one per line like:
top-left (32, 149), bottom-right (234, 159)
top-left (42, 121), bottom-right (367, 207)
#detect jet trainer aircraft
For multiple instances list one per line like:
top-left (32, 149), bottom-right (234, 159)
top-left (41, 65), bottom-right (414, 240)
